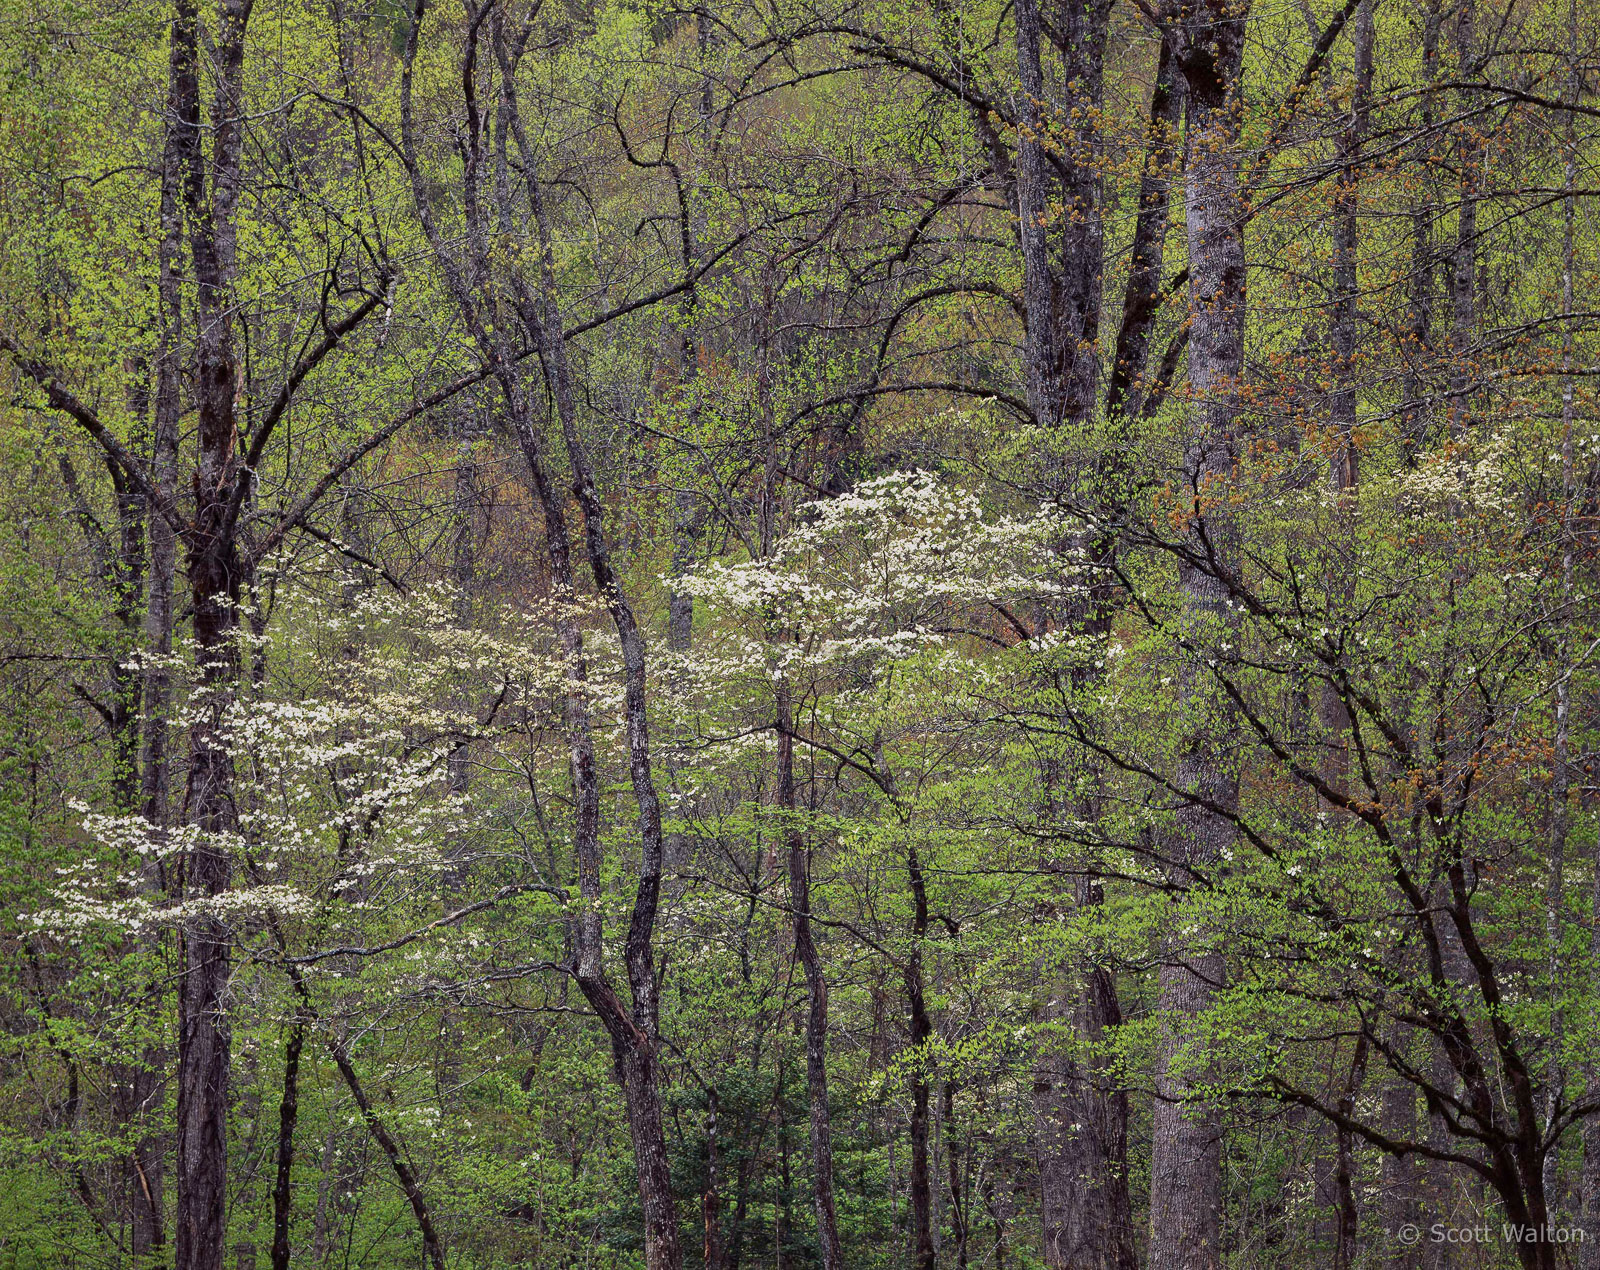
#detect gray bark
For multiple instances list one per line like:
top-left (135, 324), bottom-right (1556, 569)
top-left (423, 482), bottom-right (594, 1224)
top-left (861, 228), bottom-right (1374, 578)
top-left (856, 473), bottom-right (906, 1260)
top-left (1146, 0), bottom-right (1251, 1262)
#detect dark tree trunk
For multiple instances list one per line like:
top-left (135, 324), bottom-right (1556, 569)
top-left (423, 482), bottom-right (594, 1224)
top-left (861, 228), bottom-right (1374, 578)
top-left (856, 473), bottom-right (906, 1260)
top-left (943, 1083), bottom-right (969, 1269)
top-left (1399, 0), bottom-right (1441, 460)
top-left (778, 682), bottom-right (846, 1270)
top-left (1106, 34), bottom-right (1185, 421)
top-left (269, 1012), bottom-right (304, 1270)
top-left (329, 1038), bottom-right (447, 1270)
top-left (172, 5), bottom-right (254, 1269)
top-left (1013, 3), bottom-right (1146, 1257)
top-left (1320, 13), bottom-right (1373, 1263)
top-left (1446, 0), bottom-right (1478, 436)
top-left (906, 846), bottom-right (936, 1270)
top-left (396, 14), bottom-right (684, 1263)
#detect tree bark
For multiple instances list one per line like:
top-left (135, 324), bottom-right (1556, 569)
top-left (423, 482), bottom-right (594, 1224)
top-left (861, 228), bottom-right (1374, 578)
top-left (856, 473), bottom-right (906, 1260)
top-left (269, 1012), bottom-right (305, 1270)
top-left (778, 681), bottom-right (846, 1270)
top-left (173, 4), bottom-right (254, 1269)
top-left (328, 1037), bottom-right (448, 1270)
top-left (1399, 0), bottom-right (1441, 460)
top-left (1013, 0), bottom-right (1110, 430)
top-left (1146, 0), bottom-right (1251, 1263)
top-left (1446, 0), bottom-right (1478, 436)
top-left (906, 846), bottom-right (936, 1270)
top-left (943, 1083), bottom-right (970, 1269)
top-left (396, 13), bottom-right (684, 1264)
top-left (1034, 903), bottom-right (1138, 1270)
top-left (1106, 34), bottom-right (1185, 421)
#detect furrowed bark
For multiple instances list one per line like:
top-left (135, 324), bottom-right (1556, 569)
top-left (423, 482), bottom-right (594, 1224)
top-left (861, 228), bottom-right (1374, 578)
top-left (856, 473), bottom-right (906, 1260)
top-left (269, 1011), bottom-right (304, 1270)
top-left (173, 4), bottom-right (254, 1269)
top-left (1014, 1), bottom-right (1142, 1256)
top-left (1012, 0), bottom-right (1110, 430)
top-left (1146, 0), bottom-right (1251, 1262)
top-left (1034, 882), bottom-right (1137, 1270)
top-left (1106, 33), bottom-right (1185, 422)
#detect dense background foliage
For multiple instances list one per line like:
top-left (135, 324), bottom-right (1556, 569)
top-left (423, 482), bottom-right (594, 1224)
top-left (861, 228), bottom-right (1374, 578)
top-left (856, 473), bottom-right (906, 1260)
top-left (1, 0), bottom-right (1598, 1266)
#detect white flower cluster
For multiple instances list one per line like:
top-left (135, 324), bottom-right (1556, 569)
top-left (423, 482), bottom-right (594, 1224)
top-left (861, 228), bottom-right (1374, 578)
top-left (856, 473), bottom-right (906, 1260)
top-left (681, 471), bottom-right (1077, 686)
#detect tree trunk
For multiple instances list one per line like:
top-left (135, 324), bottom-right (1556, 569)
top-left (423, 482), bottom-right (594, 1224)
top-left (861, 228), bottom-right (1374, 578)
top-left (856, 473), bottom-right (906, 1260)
top-left (1446, 0), bottom-right (1478, 436)
top-left (1381, 1057), bottom-right (1419, 1269)
top-left (328, 1037), bottom-right (448, 1270)
top-left (906, 846), bottom-right (936, 1270)
top-left (1035, 924), bottom-right (1137, 1270)
top-left (943, 1083), bottom-right (970, 1269)
top-left (173, 4), bottom-right (254, 1268)
top-left (397, 16), bottom-right (684, 1262)
top-left (269, 1012), bottom-right (304, 1270)
top-left (1321, 11), bottom-right (1373, 1262)
top-left (703, 1087), bottom-right (725, 1270)
top-left (1399, 0), bottom-right (1440, 460)
top-left (1106, 33), bottom-right (1185, 421)
top-left (1012, 0), bottom-right (1110, 430)
top-left (1545, 12), bottom-right (1579, 1223)
top-left (778, 682), bottom-right (845, 1270)
top-left (1146, 0), bottom-right (1251, 1262)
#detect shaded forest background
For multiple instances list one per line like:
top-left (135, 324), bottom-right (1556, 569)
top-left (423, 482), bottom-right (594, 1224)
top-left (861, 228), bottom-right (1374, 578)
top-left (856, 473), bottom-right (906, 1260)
top-left (1, 0), bottom-right (1599, 1266)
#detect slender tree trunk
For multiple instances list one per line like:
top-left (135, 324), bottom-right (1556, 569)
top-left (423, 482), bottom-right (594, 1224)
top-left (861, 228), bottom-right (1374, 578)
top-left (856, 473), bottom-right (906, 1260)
top-left (778, 681), bottom-right (845, 1270)
top-left (328, 1037), bottom-right (447, 1270)
top-left (269, 1012), bottom-right (304, 1270)
top-left (1546, 1), bottom-right (1579, 1225)
top-left (666, 10), bottom-right (716, 655)
top-left (1328, 0), bottom-right (1372, 500)
top-left (398, 16), bottom-right (683, 1262)
top-left (1320, 12), bottom-right (1373, 1263)
top-left (126, 12), bottom-right (198, 1261)
top-left (943, 1083), bottom-right (970, 1269)
top-left (906, 846), bottom-right (936, 1270)
top-left (703, 1087), bottom-right (725, 1270)
top-left (1570, 12), bottom-right (1600, 1256)
top-left (1446, 0), bottom-right (1478, 437)
top-left (447, 408), bottom-right (480, 798)
top-left (517, 112), bottom-right (685, 1270)
top-left (1399, 1), bottom-right (1440, 460)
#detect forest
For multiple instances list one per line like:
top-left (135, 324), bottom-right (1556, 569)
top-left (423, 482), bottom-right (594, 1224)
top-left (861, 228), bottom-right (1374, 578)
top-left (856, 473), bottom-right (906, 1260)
top-left (0, 0), bottom-right (1597, 1265)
